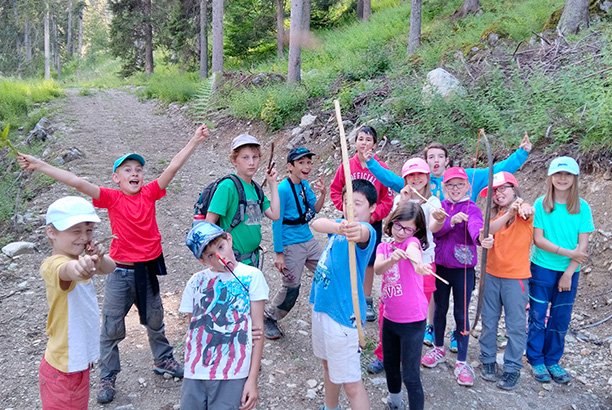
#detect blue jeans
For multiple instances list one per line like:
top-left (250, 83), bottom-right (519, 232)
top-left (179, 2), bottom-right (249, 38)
top-left (479, 273), bottom-right (529, 373)
top-left (99, 267), bottom-right (174, 379)
top-left (382, 318), bottom-right (426, 410)
top-left (526, 263), bottom-right (579, 366)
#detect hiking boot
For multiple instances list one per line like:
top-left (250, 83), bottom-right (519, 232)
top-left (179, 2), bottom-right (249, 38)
top-left (546, 364), bottom-right (571, 384)
top-left (531, 364), bottom-right (551, 383)
top-left (455, 362), bottom-right (474, 387)
top-left (450, 329), bottom-right (458, 353)
top-left (421, 347), bottom-right (445, 368)
top-left (153, 356), bottom-right (184, 378)
top-left (497, 371), bottom-right (521, 390)
top-left (384, 400), bottom-right (406, 410)
top-left (367, 358), bottom-right (384, 374)
top-left (264, 317), bottom-right (282, 340)
top-left (365, 297), bottom-right (376, 322)
top-left (481, 362), bottom-right (498, 382)
top-left (97, 374), bottom-right (116, 404)
top-left (423, 323), bottom-right (434, 346)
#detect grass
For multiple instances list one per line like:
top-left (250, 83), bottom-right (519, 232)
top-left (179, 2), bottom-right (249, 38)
top-left (0, 79), bottom-right (63, 128)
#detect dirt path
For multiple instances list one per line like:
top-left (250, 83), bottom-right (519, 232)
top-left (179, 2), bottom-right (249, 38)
top-left (1, 89), bottom-right (610, 409)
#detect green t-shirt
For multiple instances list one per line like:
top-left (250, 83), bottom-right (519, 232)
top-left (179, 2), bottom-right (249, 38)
top-left (531, 196), bottom-right (594, 272)
top-left (207, 174), bottom-right (270, 265)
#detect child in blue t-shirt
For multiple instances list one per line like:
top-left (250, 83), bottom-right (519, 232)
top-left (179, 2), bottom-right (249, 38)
top-left (309, 179), bottom-right (378, 410)
top-left (264, 147), bottom-right (326, 339)
top-left (527, 157), bottom-right (594, 385)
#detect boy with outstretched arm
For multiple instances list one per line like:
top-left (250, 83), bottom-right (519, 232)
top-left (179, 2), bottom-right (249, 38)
top-left (18, 124), bottom-right (210, 404)
top-left (205, 134), bottom-right (280, 267)
top-left (39, 196), bottom-right (116, 409)
top-left (182, 221), bottom-right (268, 410)
top-left (264, 147), bottom-right (326, 339)
top-left (309, 179), bottom-right (378, 410)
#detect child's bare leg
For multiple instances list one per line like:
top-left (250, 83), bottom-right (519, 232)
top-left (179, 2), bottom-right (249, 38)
top-left (322, 360), bottom-right (341, 409)
top-left (344, 380), bottom-right (370, 410)
top-left (427, 297), bottom-right (435, 323)
top-left (364, 266), bottom-right (374, 296)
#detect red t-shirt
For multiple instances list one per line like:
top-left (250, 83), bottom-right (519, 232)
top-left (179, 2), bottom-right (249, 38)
top-left (93, 180), bottom-right (166, 263)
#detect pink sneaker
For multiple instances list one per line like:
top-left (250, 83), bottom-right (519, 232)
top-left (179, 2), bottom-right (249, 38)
top-left (455, 362), bottom-right (474, 386)
top-left (421, 347), bottom-right (445, 368)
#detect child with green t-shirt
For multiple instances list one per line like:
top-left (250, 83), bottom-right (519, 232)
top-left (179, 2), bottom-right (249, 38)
top-left (205, 134), bottom-right (280, 267)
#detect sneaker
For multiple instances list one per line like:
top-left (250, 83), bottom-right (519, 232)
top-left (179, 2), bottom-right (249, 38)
top-left (421, 347), bottom-right (445, 368)
top-left (365, 297), bottom-right (376, 322)
top-left (455, 362), bottom-right (474, 387)
top-left (423, 323), bottom-right (434, 346)
top-left (546, 364), bottom-right (571, 384)
top-left (481, 362), bottom-right (498, 382)
top-left (450, 329), bottom-right (458, 353)
top-left (264, 317), bottom-right (282, 340)
top-left (367, 358), bottom-right (384, 374)
top-left (97, 374), bottom-right (116, 404)
top-left (384, 400), bottom-right (406, 410)
top-left (497, 371), bottom-right (520, 390)
top-left (153, 356), bottom-right (184, 378)
top-left (531, 364), bottom-right (551, 383)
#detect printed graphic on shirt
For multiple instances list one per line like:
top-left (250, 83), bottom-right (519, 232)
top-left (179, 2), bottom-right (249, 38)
top-left (382, 263), bottom-right (403, 299)
top-left (454, 244), bottom-right (474, 264)
top-left (312, 240), bottom-right (332, 290)
top-left (245, 199), bottom-right (264, 226)
top-left (187, 275), bottom-right (252, 379)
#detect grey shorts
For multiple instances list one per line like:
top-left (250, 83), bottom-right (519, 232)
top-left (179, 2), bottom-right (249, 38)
top-left (180, 378), bottom-right (246, 410)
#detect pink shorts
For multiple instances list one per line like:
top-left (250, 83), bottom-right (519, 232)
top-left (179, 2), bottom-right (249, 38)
top-left (423, 263), bottom-right (437, 295)
top-left (39, 355), bottom-right (89, 410)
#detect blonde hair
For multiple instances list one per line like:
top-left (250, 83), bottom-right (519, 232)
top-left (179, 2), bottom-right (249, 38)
top-left (491, 185), bottom-right (521, 226)
top-left (542, 175), bottom-right (581, 214)
top-left (405, 174), bottom-right (432, 203)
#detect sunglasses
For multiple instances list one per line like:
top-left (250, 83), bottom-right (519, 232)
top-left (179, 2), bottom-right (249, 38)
top-left (392, 221), bottom-right (416, 235)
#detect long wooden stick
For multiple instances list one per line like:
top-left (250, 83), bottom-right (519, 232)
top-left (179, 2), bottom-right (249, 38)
top-left (409, 187), bottom-right (450, 216)
top-left (334, 100), bottom-right (365, 349)
top-left (389, 244), bottom-right (450, 285)
top-left (261, 142), bottom-right (275, 188)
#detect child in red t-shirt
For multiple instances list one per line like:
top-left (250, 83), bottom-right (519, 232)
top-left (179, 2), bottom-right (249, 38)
top-left (18, 124), bottom-right (210, 404)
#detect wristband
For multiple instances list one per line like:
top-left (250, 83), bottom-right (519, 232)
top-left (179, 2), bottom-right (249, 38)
top-left (555, 246), bottom-right (560, 254)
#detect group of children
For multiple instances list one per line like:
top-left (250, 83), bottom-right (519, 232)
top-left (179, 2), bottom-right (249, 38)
top-left (19, 123), bottom-right (593, 410)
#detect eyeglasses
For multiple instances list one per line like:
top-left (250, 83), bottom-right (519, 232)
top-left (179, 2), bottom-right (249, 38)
top-left (495, 184), bottom-right (514, 194)
top-left (392, 221), bottom-right (416, 235)
top-left (445, 182), bottom-right (466, 190)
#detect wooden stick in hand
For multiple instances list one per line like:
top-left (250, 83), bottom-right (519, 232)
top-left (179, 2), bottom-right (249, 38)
top-left (389, 244), bottom-right (450, 285)
top-left (410, 187), bottom-right (450, 217)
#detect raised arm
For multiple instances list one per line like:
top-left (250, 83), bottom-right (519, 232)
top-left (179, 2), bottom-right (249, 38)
top-left (158, 124), bottom-right (210, 190)
top-left (365, 155), bottom-right (404, 193)
top-left (263, 168), bottom-right (280, 221)
top-left (18, 153), bottom-right (100, 199)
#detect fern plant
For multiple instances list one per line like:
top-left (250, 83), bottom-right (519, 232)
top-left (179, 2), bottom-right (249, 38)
top-left (191, 72), bottom-right (217, 129)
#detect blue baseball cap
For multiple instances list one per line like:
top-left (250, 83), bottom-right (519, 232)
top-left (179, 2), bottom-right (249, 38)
top-left (186, 221), bottom-right (226, 259)
top-left (548, 156), bottom-right (579, 176)
top-left (113, 153), bottom-right (145, 172)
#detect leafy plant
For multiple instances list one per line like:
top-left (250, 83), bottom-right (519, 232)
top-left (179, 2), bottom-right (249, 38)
top-left (191, 73), bottom-right (218, 129)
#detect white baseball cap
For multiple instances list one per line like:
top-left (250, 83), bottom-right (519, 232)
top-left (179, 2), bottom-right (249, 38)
top-left (231, 134), bottom-right (260, 151)
top-left (46, 196), bottom-right (101, 231)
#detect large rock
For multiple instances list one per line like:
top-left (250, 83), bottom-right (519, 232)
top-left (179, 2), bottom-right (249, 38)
top-left (25, 117), bottom-right (52, 145)
top-left (422, 68), bottom-right (467, 103)
top-left (2, 241), bottom-right (37, 258)
top-left (300, 114), bottom-right (317, 128)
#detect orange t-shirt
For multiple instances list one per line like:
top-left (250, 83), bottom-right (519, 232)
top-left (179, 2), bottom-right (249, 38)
top-left (486, 210), bottom-right (533, 279)
top-left (93, 180), bottom-right (166, 262)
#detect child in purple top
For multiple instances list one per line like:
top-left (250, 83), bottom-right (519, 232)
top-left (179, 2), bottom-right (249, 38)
top-left (421, 167), bottom-right (493, 387)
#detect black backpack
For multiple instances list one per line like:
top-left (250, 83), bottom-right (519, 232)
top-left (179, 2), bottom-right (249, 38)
top-left (194, 174), bottom-right (265, 232)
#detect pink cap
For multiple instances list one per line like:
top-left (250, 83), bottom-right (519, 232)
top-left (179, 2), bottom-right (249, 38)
top-left (443, 167), bottom-right (468, 183)
top-left (401, 158), bottom-right (430, 178)
top-left (479, 171), bottom-right (518, 198)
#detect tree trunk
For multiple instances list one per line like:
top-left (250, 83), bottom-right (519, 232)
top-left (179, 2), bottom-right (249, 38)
top-left (25, 21), bottom-right (32, 61)
top-left (12, 0), bottom-right (22, 76)
top-left (451, 0), bottom-right (480, 20)
top-left (407, 0), bottom-right (422, 54)
top-left (53, 14), bottom-right (61, 78)
top-left (76, 6), bottom-right (84, 76)
top-left (199, 0), bottom-right (208, 78)
top-left (144, 0), bottom-right (154, 74)
top-left (357, 0), bottom-right (363, 20)
top-left (287, 0), bottom-right (304, 84)
top-left (212, 0), bottom-right (223, 73)
top-left (557, 0), bottom-right (590, 35)
top-left (44, 3), bottom-right (50, 79)
top-left (276, 0), bottom-right (284, 59)
top-left (362, 0), bottom-right (371, 21)
top-left (302, 0), bottom-right (310, 33)
top-left (67, 0), bottom-right (73, 57)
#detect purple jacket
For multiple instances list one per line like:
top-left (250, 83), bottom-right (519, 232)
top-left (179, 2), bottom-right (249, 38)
top-left (434, 198), bottom-right (483, 268)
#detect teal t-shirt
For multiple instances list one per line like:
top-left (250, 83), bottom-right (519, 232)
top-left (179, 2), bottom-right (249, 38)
top-left (531, 196), bottom-right (594, 272)
top-left (207, 175), bottom-right (270, 264)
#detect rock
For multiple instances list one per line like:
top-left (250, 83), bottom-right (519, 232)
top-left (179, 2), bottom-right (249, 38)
top-left (390, 139), bottom-right (401, 146)
top-left (163, 372), bottom-right (172, 379)
top-left (422, 68), bottom-right (467, 104)
top-left (25, 117), bottom-right (52, 145)
top-left (261, 359), bottom-right (273, 366)
top-left (291, 127), bottom-right (302, 136)
top-left (298, 330), bottom-right (309, 336)
top-left (580, 348), bottom-right (591, 356)
top-left (576, 376), bottom-right (588, 384)
top-left (287, 383), bottom-right (296, 388)
top-left (173, 404), bottom-right (181, 410)
top-left (55, 147), bottom-right (84, 165)
top-left (287, 133), bottom-right (306, 150)
top-left (115, 405), bottom-right (135, 410)
top-left (2, 242), bottom-right (37, 257)
top-left (370, 377), bottom-right (387, 386)
top-left (306, 388), bottom-right (317, 399)
top-left (306, 379), bottom-right (317, 388)
top-left (574, 314), bottom-right (584, 321)
top-left (608, 375), bottom-right (612, 385)
top-left (138, 377), bottom-right (146, 384)
top-left (566, 334), bottom-right (577, 344)
top-left (300, 114), bottom-right (317, 128)
top-left (542, 383), bottom-right (552, 391)
top-left (296, 319), bottom-right (309, 327)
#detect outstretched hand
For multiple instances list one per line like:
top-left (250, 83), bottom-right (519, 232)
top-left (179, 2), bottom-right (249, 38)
top-left (193, 124), bottom-right (211, 142)
top-left (17, 152), bottom-right (42, 171)
top-left (520, 131), bottom-right (532, 152)
top-left (265, 164), bottom-right (278, 186)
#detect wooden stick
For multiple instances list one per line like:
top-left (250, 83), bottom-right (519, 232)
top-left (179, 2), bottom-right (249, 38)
top-left (409, 187), bottom-right (450, 216)
top-left (261, 142), bottom-right (275, 188)
top-left (93, 234), bottom-right (118, 247)
top-left (334, 99), bottom-right (365, 349)
top-left (389, 244), bottom-right (450, 285)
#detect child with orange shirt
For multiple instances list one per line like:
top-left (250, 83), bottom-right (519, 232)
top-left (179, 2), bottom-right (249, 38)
top-left (477, 172), bottom-right (535, 390)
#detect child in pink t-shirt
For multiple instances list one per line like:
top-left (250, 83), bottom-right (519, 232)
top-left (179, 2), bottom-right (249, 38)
top-left (374, 201), bottom-right (434, 410)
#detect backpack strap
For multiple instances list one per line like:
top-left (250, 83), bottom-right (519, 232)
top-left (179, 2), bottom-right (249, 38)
top-left (283, 179), bottom-right (310, 225)
top-left (227, 174), bottom-right (247, 232)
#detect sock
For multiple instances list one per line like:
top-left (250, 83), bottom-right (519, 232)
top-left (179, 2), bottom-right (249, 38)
top-left (324, 406), bottom-right (339, 410)
top-left (456, 360), bottom-right (466, 366)
top-left (388, 392), bottom-right (403, 407)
